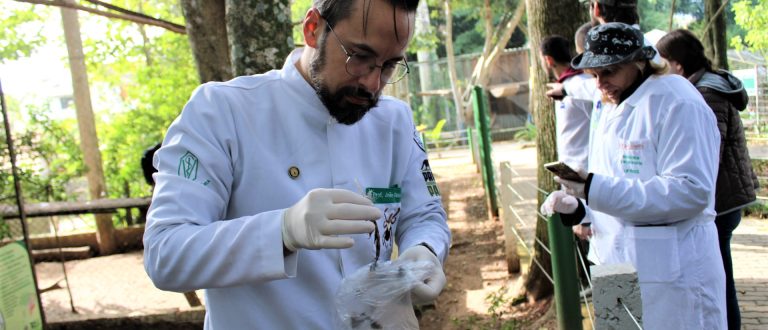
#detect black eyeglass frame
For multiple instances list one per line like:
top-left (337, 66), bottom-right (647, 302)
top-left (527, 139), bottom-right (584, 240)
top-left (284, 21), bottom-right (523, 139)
top-left (322, 20), bottom-right (410, 84)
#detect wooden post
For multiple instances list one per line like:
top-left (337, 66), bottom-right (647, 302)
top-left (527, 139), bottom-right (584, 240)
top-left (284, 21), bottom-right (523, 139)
top-left (498, 161), bottom-right (521, 273)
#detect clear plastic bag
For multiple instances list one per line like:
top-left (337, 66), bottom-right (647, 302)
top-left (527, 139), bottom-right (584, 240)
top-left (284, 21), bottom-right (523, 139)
top-left (335, 259), bottom-right (432, 330)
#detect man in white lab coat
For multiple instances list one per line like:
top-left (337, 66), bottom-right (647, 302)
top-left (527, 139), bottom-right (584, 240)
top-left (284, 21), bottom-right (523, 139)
top-left (541, 23), bottom-right (726, 329)
top-left (540, 35), bottom-right (594, 173)
top-left (142, 0), bottom-right (451, 328)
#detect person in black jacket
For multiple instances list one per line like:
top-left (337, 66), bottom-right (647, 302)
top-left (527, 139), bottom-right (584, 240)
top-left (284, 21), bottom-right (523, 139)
top-left (141, 143), bottom-right (162, 187)
top-left (657, 29), bottom-right (759, 330)
top-left (138, 142), bottom-right (161, 223)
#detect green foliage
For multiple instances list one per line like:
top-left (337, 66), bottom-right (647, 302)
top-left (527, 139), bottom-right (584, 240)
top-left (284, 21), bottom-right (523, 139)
top-left (0, 3), bottom-right (50, 63)
top-left (91, 30), bottom-right (198, 202)
top-left (291, 0), bottom-right (313, 46)
top-left (0, 102), bottom-right (83, 204)
top-left (424, 0), bottom-right (524, 58)
top-left (79, 0), bottom-right (196, 223)
top-left (429, 119), bottom-right (447, 140)
top-left (1, 0), bottom-right (195, 227)
top-left (513, 122), bottom-right (536, 142)
top-left (730, 0), bottom-right (768, 55)
top-left (425, 118), bottom-right (447, 149)
top-left (638, 0), bottom-right (703, 32)
top-left (19, 106), bottom-right (85, 201)
top-left (410, 25), bottom-right (441, 54)
top-left (449, 286), bottom-right (521, 329)
top-left (0, 217), bottom-right (11, 241)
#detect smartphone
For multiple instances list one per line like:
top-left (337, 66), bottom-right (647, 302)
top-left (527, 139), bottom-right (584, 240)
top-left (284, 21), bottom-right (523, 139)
top-left (544, 161), bottom-right (586, 183)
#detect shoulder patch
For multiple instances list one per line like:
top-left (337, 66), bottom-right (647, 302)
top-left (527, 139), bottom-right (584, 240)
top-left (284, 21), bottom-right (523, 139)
top-left (178, 151), bottom-right (199, 180)
top-left (421, 159), bottom-right (440, 197)
top-left (413, 128), bottom-right (426, 153)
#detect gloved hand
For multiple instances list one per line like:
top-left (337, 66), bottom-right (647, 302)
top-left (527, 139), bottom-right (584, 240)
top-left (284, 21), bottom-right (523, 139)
top-left (540, 190), bottom-right (579, 217)
top-left (282, 188), bottom-right (380, 251)
top-left (554, 176), bottom-right (586, 199)
top-left (572, 223), bottom-right (593, 240)
top-left (398, 245), bottom-right (446, 305)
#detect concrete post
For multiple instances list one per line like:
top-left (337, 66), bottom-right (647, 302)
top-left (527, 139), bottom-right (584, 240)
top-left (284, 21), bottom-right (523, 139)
top-left (592, 263), bottom-right (643, 329)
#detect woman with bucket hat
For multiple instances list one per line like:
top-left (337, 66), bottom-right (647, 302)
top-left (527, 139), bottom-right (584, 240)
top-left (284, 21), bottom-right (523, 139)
top-left (540, 22), bottom-right (727, 329)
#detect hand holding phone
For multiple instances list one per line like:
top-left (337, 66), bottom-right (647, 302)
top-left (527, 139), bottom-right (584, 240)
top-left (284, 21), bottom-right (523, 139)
top-left (544, 161), bottom-right (586, 183)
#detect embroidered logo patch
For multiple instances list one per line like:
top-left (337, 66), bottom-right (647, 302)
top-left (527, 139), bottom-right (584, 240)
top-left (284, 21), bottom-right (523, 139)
top-left (421, 160), bottom-right (440, 197)
top-left (178, 151), bottom-right (199, 180)
top-left (413, 127), bottom-right (426, 153)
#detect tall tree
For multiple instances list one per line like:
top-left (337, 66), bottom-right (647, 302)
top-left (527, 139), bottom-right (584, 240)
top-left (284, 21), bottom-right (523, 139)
top-left (180, 0), bottom-right (294, 81)
top-left (460, 0), bottom-right (525, 122)
top-left (225, 0), bottom-right (294, 76)
top-left (414, 0), bottom-right (436, 113)
top-left (442, 0), bottom-right (463, 130)
top-left (180, 0), bottom-right (231, 82)
top-left (60, 0), bottom-right (115, 255)
top-left (524, 0), bottom-right (586, 301)
top-left (703, 0), bottom-right (729, 70)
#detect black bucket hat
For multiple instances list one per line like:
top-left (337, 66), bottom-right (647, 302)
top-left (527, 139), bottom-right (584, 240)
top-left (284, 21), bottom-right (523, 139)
top-left (571, 22), bottom-right (656, 70)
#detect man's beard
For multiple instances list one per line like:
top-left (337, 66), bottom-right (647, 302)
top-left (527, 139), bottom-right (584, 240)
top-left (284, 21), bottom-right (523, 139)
top-left (309, 38), bottom-right (379, 125)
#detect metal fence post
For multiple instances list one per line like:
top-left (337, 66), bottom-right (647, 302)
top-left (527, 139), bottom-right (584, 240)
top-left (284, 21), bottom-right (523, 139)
top-left (1, 77), bottom-right (47, 327)
top-left (471, 86), bottom-right (498, 218)
top-left (548, 213), bottom-right (583, 329)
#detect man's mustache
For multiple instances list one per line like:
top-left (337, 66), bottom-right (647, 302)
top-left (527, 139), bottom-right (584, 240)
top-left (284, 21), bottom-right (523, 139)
top-left (351, 87), bottom-right (374, 101)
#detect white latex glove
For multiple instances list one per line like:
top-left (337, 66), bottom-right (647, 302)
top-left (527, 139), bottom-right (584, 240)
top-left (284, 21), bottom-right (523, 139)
top-left (572, 224), bottom-right (593, 240)
top-left (554, 176), bottom-right (586, 199)
top-left (282, 188), bottom-right (380, 251)
top-left (540, 190), bottom-right (579, 217)
top-left (398, 245), bottom-right (446, 305)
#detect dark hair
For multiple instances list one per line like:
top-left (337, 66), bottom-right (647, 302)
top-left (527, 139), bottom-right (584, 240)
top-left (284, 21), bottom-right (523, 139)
top-left (141, 143), bottom-right (162, 186)
top-left (656, 29), bottom-right (712, 76)
top-left (316, 0), bottom-right (419, 35)
top-left (541, 35), bottom-right (573, 64)
top-left (575, 22), bottom-right (594, 54)
top-left (597, 3), bottom-right (639, 24)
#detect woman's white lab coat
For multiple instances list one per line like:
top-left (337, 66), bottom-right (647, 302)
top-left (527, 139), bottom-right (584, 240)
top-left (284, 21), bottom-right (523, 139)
top-left (586, 74), bottom-right (726, 329)
top-left (143, 50), bottom-right (451, 329)
top-left (556, 72), bottom-right (595, 171)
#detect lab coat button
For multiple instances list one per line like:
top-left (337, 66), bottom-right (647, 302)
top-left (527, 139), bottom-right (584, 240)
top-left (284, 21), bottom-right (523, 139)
top-left (288, 166), bottom-right (300, 179)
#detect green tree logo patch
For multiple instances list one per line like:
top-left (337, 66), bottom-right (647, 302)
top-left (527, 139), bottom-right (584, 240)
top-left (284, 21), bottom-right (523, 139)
top-left (178, 151), bottom-right (199, 180)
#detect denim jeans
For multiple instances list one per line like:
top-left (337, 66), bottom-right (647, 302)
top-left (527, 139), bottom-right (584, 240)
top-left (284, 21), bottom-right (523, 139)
top-left (715, 209), bottom-right (742, 330)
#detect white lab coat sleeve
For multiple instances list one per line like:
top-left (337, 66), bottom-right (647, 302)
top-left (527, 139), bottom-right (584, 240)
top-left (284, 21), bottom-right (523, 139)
top-left (588, 99), bottom-right (719, 224)
top-left (579, 198), bottom-right (593, 224)
top-left (393, 109), bottom-right (451, 264)
top-left (143, 84), bottom-right (296, 292)
top-left (558, 96), bottom-right (591, 171)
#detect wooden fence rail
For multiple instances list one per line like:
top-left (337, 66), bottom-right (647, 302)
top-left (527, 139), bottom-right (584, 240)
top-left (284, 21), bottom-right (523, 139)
top-left (0, 197), bottom-right (151, 219)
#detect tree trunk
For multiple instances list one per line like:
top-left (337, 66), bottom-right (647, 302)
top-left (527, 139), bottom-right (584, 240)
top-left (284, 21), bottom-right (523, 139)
top-left (415, 0), bottom-right (435, 119)
top-left (443, 0), bottom-right (464, 130)
top-left (60, 0), bottom-right (116, 255)
top-left (180, 0), bottom-right (232, 83)
top-left (460, 0), bottom-right (526, 123)
top-left (524, 0), bottom-right (586, 301)
top-left (703, 0), bottom-right (729, 70)
top-left (225, 0), bottom-right (294, 76)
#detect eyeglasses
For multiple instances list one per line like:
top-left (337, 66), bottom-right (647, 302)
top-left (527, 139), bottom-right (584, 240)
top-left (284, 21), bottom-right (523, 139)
top-left (324, 21), bottom-right (410, 84)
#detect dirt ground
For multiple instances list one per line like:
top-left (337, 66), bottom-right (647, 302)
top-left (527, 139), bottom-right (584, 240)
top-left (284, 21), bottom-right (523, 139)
top-left (418, 148), bottom-right (554, 330)
top-left (34, 143), bottom-right (554, 329)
